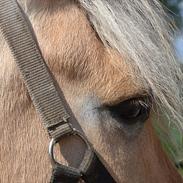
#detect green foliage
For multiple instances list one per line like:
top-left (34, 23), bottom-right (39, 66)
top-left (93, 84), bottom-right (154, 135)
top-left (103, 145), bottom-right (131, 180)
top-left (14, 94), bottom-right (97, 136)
top-left (154, 116), bottom-right (183, 176)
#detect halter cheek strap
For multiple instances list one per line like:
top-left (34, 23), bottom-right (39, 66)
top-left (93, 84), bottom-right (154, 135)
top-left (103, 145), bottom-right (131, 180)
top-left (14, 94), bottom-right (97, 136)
top-left (0, 0), bottom-right (116, 182)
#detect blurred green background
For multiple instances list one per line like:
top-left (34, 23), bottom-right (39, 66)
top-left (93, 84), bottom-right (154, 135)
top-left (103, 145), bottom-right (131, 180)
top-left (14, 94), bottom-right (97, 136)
top-left (159, 0), bottom-right (183, 176)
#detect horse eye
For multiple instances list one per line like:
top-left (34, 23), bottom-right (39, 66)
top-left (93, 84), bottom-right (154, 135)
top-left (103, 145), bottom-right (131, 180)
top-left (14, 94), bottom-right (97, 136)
top-left (106, 97), bottom-right (151, 124)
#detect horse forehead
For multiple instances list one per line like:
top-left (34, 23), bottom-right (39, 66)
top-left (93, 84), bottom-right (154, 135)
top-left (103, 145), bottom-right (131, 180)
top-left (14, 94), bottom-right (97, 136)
top-left (87, 57), bottom-right (144, 104)
top-left (29, 1), bottom-right (144, 103)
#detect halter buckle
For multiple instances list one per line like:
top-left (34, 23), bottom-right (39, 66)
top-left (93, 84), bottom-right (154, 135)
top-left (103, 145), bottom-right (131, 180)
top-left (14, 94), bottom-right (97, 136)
top-left (48, 128), bottom-right (94, 176)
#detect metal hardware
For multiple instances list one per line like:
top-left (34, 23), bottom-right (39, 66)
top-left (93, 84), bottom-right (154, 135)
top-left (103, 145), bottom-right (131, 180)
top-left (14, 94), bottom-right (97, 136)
top-left (49, 129), bottom-right (94, 174)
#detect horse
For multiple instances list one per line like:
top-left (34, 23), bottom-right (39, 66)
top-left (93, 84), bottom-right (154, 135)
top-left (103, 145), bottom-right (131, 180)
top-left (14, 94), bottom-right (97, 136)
top-left (0, 0), bottom-right (183, 182)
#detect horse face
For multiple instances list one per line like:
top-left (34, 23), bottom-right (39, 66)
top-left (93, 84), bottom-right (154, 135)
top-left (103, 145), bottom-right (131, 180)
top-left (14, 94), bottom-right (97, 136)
top-left (29, 2), bottom-right (182, 182)
top-left (1, 1), bottom-right (182, 182)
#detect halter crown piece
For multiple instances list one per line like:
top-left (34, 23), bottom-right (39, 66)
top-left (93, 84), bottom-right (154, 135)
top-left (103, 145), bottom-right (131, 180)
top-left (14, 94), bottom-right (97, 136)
top-left (0, 0), bottom-right (116, 182)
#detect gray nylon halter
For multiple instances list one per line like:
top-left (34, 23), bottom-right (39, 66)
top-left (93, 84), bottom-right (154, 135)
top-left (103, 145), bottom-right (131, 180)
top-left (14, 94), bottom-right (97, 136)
top-left (0, 0), bottom-right (95, 181)
top-left (0, 0), bottom-right (118, 182)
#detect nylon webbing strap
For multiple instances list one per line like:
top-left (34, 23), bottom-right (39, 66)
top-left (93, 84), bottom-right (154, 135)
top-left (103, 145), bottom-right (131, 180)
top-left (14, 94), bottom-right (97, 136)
top-left (0, 0), bottom-right (72, 139)
top-left (0, 1), bottom-right (115, 183)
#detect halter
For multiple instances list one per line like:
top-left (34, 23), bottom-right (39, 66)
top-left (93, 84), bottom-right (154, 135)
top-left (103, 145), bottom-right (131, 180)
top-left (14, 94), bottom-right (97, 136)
top-left (0, 0), bottom-right (116, 182)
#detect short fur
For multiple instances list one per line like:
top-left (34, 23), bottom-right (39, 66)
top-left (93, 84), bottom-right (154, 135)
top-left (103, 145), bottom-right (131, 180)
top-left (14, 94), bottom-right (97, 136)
top-left (0, 0), bottom-right (183, 182)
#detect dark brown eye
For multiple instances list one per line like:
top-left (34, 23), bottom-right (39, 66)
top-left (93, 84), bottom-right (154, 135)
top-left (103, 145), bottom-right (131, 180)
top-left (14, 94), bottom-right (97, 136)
top-left (106, 97), bottom-right (151, 125)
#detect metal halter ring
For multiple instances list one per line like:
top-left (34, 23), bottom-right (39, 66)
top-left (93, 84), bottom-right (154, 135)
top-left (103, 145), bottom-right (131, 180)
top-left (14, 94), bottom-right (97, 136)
top-left (48, 128), bottom-right (94, 175)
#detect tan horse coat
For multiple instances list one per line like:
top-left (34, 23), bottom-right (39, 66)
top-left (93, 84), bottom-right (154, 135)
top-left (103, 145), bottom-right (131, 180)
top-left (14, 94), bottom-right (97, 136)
top-left (0, 0), bottom-right (183, 182)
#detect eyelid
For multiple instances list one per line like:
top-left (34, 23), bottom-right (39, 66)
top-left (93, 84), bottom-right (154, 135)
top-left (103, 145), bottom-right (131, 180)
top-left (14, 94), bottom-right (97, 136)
top-left (102, 90), bottom-right (152, 107)
top-left (104, 95), bottom-right (152, 108)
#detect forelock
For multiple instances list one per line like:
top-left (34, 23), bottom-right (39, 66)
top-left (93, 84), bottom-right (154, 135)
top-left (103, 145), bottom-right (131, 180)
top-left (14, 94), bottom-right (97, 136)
top-left (79, 0), bottom-right (183, 160)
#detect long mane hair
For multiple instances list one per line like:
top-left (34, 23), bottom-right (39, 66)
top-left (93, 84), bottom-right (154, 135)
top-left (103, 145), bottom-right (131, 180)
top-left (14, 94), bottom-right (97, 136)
top-left (79, 0), bottom-right (183, 162)
top-left (19, 0), bottom-right (183, 162)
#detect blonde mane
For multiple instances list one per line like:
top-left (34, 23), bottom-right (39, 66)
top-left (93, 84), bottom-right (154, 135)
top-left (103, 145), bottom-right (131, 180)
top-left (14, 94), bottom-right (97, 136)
top-left (6, 0), bottom-right (183, 164)
top-left (78, 0), bottom-right (183, 161)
